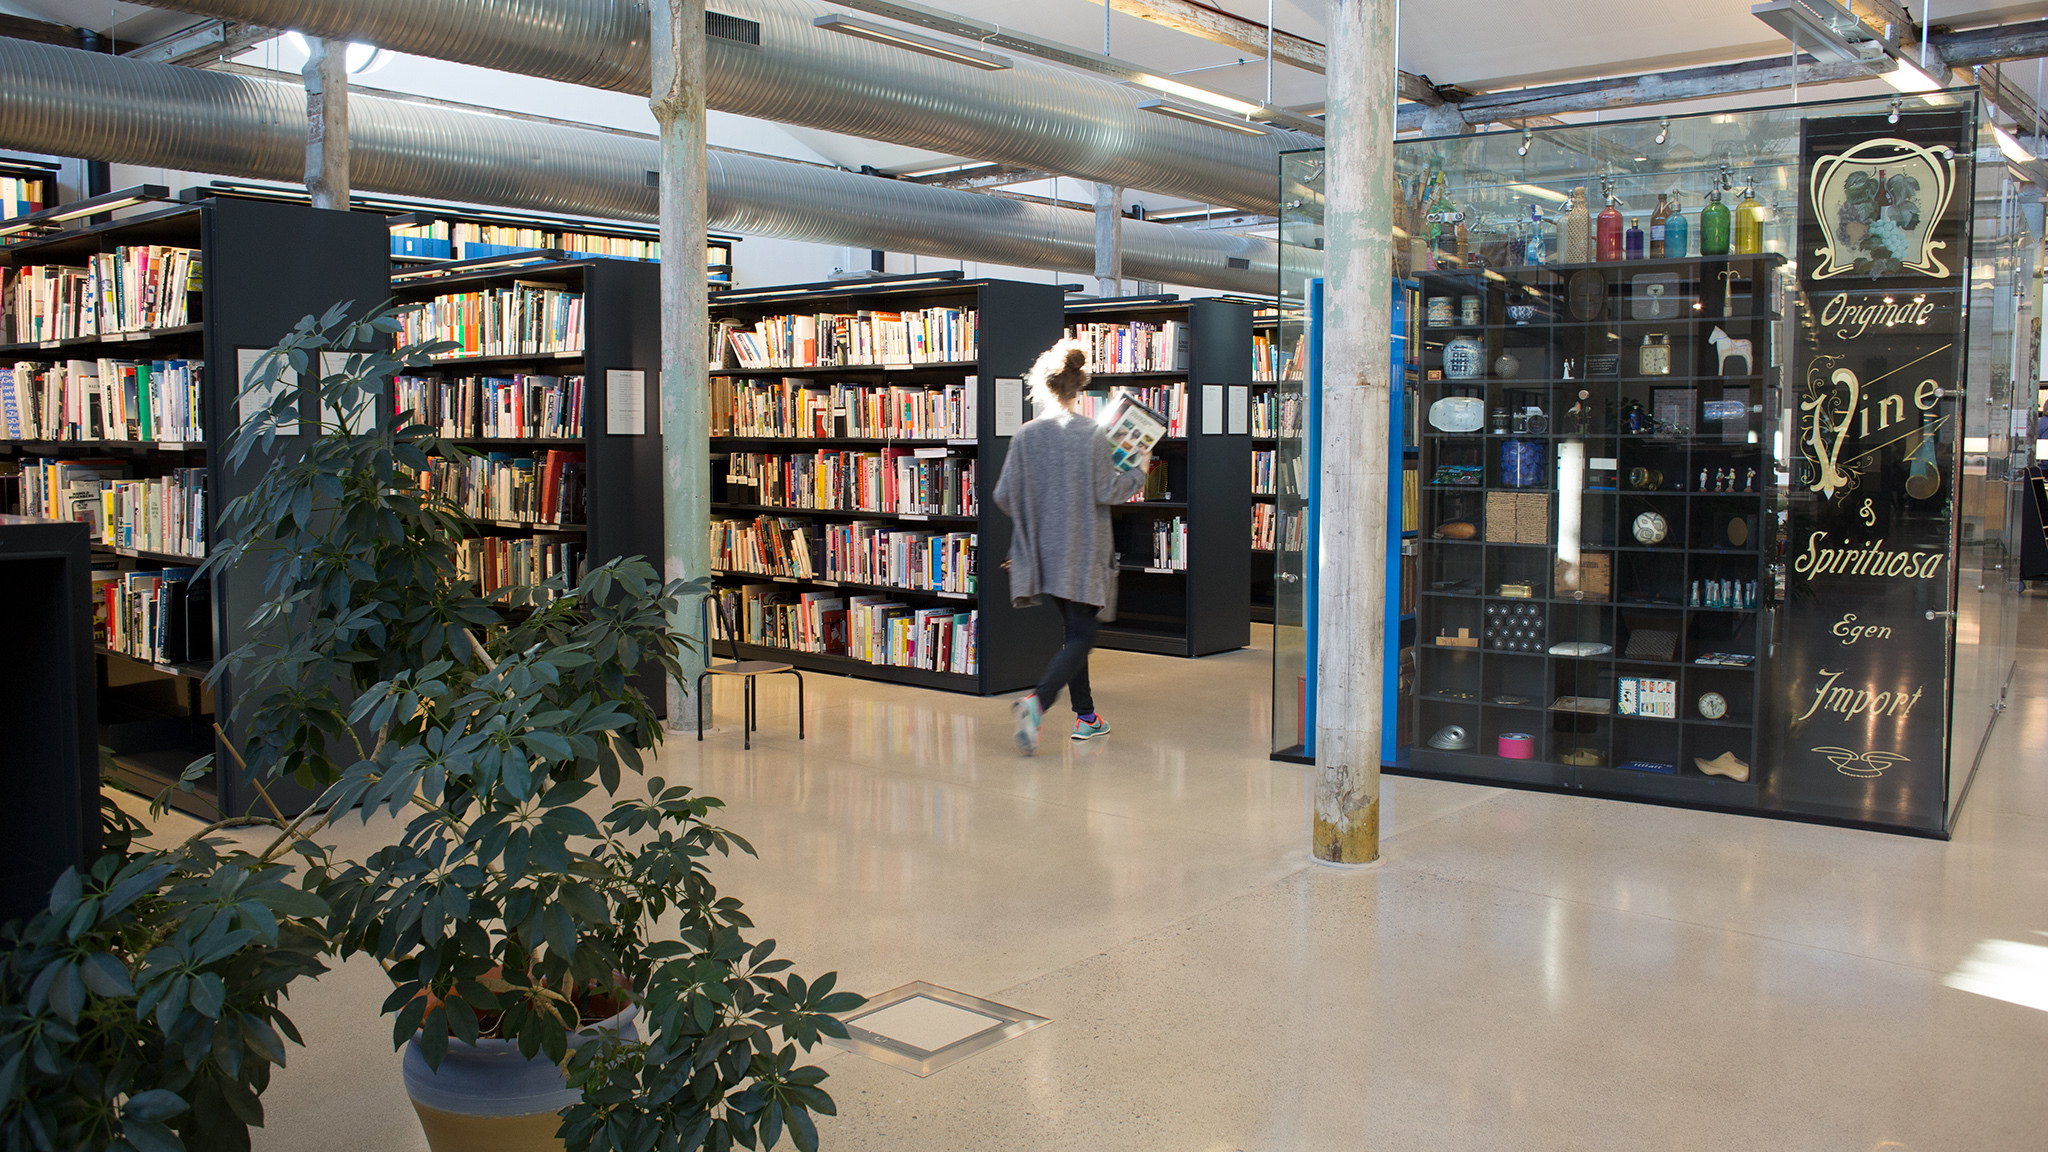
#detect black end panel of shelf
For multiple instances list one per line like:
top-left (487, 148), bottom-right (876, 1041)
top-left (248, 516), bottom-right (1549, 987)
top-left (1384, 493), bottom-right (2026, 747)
top-left (1186, 298), bottom-right (1252, 657)
top-left (0, 517), bottom-right (96, 925)
top-left (974, 279), bottom-right (1066, 695)
top-left (581, 260), bottom-right (667, 708)
top-left (203, 199), bottom-right (391, 819)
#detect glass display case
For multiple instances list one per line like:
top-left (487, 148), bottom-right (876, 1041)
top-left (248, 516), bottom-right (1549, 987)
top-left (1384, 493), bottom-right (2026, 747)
top-left (1276, 90), bottom-right (2036, 833)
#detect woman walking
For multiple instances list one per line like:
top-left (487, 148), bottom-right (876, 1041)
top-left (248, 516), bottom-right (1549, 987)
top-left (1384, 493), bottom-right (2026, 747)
top-left (993, 341), bottom-right (1151, 754)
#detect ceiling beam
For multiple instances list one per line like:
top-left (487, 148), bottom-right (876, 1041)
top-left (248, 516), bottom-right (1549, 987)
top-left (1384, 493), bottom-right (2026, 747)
top-left (0, 13), bottom-right (107, 51)
top-left (821, 0), bottom-right (1322, 134)
top-left (1102, 0), bottom-right (1442, 104)
top-left (1399, 53), bottom-right (1875, 132)
top-left (1930, 19), bottom-right (2048, 69)
top-left (1975, 63), bottom-right (2045, 137)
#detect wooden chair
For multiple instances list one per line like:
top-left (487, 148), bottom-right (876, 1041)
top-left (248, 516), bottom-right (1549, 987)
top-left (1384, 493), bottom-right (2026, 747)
top-left (698, 594), bottom-right (804, 750)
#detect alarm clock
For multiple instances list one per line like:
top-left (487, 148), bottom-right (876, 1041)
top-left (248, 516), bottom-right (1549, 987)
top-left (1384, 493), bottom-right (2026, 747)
top-left (1632, 511), bottom-right (1669, 545)
top-left (1697, 691), bottom-right (1729, 720)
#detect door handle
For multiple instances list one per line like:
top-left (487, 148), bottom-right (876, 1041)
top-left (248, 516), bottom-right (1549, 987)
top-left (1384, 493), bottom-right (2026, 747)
top-left (1925, 609), bottom-right (1956, 620)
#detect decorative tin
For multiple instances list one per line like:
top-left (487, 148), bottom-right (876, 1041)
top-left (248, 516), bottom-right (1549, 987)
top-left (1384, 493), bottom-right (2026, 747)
top-left (1459, 295), bottom-right (1482, 325)
top-left (1443, 334), bottom-right (1485, 379)
top-left (1426, 296), bottom-right (1454, 325)
top-left (1500, 438), bottom-right (1544, 488)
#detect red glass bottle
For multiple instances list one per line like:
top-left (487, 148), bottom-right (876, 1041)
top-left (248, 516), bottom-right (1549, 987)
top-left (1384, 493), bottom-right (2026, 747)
top-left (1596, 200), bottom-right (1624, 262)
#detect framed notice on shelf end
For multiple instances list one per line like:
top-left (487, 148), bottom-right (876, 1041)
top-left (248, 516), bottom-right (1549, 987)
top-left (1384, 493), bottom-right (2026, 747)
top-left (606, 369), bottom-right (646, 435)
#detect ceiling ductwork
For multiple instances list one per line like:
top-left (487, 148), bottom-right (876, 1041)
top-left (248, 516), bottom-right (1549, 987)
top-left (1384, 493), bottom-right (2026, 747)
top-left (0, 39), bottom-right (1280, 294)
top-left (119, 0), bottom-right (1311, 212)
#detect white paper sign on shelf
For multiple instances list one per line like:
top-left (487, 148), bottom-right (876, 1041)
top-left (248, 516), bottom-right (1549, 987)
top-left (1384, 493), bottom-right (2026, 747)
top-left (236, 347), bottom-right (299, 435)
top-left (607, 369), bottom-right (646, 435)
top-left (1227, 385), bottom-right (1250, 435)
top-left (1201, 384), bottom-right (1224, 435)
top-left (994, 377), bottom-right (1025, 436)
top-left (319, 351), bottom-right (379, 433)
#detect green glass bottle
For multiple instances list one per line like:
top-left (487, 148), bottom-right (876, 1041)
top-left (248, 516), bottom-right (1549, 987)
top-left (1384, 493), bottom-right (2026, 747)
top-left (1700, 188), bottom-right (1731, 256)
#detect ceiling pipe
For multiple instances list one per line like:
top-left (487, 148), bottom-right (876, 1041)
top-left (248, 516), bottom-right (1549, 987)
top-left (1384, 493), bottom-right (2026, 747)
top-left (118, 0), bottom-right (1313, 212)
top-left (0, 38), bottom-right (1280, 294)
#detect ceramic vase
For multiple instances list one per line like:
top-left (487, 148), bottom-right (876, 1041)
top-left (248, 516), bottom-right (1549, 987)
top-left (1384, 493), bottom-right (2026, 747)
top-left (404, 1006), bottom-right (638, 1152)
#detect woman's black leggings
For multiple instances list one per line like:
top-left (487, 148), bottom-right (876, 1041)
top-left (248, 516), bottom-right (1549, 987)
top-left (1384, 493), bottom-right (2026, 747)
top-left (1033, 596), bottom-right (1096, 716)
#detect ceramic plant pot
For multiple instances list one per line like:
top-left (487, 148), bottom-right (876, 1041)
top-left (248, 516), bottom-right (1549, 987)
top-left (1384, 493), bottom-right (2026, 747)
top-left (403, 1006), bottom-right (638, 1152)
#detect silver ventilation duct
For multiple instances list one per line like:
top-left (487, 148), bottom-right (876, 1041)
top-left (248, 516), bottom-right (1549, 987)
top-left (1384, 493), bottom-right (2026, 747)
top-left (0, 39), bottom-right (1279, 293)
top-left (121, 0), bottom-right (1310, 212)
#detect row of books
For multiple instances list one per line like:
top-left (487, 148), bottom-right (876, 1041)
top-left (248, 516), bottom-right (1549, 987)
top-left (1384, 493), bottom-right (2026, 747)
top-left (100, 470), bottom-right (206, 558)
top-left (1252, 450), bottom-right (1307, 498)
top-left (414, 449), bottom-right (587, 525)
top-left (1, 246), bottom-right (199, 344)
top-left (388, 221), bottom-right (662, 262)
top-left (2, 174), bottom-right (46, 223)
top-left (716, 307), bottom-right (977, 369)
top-left (712, 378), bottom-right (978, 440)
top-left (1066, 320), bottom-right (1189, 374)
top-left (20, 458), bottom-right (131, 542)
top-left (398, 285), bottom-right (585, 358)
top-left (713, 584), bottom-right (978, 674)
top-left (710, 515), bottom-right (977, 594)
top-left (2, 359), bottom-right (204, 442)
top-left (1403, 464), bottom-right (1420, 532)
top-left (1148, 516), bottom-right (1188, 570)
top-left (1069, 382), bottom-right (1188, 438)
top-left (1250, 391), bottom-right (1302, 438)
top-left (722, 448), bottom-right (976, 517)
top-left (94, 567), bottom-right (211, 666)
top-left (454, 533), bottom-right (587, 599)
top-left (1252, 330), bottom-right (1304, 381)
top-left (394, 374), bottom-right (585, 440)
top-left (1250, 505), bottom-right (1309, 553)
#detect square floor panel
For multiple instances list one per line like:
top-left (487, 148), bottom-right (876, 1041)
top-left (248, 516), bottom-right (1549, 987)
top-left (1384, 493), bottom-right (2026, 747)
top-left (828, 981), bottom-right (1050, 1077)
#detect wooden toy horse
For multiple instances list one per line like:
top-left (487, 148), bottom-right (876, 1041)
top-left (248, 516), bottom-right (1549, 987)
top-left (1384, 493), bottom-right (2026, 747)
top-left (1708, 327), bottom-right (1753, 376)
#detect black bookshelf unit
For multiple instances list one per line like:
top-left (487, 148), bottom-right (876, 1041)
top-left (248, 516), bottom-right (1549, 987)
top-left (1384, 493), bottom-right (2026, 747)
top-left (1406, 254), bottom-right (1779, 806)
top-left (0, 157), bottom-right (60, 230)
top-left (1, 197), bottom-right (389, 820)
top-left (1065, 296), bottom-right (1252, 658)
top-left (705, 275), bottom-right (1064, 695)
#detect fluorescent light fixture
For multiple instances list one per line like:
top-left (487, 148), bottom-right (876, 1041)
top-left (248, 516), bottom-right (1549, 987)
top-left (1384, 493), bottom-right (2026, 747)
top-left (1992, 125), bottom-right (2034, 165)
top-left (391, 248), bottom-right (569, 282)
top-left (0, 184), bottom-right (174, 239)
top-left (1126, 74), bottom-right (1262, 118)
top-left (1964, 436), bottom-right (1991, 453)
top-left (1883, 56), bottom-right (1944, 93)
top-left (1136, 100), bottom-right (1270, 137)
top-left (1751, 0), bottom-right (1878, 64)
top-left (1510, 183), bottom-right (1570, 203)
top-left (894, 160), bottom-right (989, 179)
top-left (813, 14), bottom-right (1012, 70)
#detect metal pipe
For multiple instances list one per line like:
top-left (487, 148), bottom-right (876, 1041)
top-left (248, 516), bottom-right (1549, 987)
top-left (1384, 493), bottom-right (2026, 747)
top-left (0, 38), bottom-right (1280, 293)
top-left (120, 0), bottom-right (1312, 211)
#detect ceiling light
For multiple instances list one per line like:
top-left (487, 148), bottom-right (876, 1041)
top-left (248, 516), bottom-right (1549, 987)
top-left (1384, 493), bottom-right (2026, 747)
top-left (1137, 100), bottom-right (1269, 137)
top-left (1750, 0), bottom-right (1880, 64)
top-left (1125, 74), bottom-right (1262, 118)
top-left (1993, 125), bottom-right (2035, 165)
top-left (284, 32), bottom-right (391, 75)
top-left (812, 14), bottom-right (1012, 70)
top-left (1510, 183), bottom-right (1568, 203)
top-left (1656, 117), bottom-right (1669, 145)
top-left (893, 160), bottom-right (989, 179)
top-left (1882, 56), bottom-right (1943, 93)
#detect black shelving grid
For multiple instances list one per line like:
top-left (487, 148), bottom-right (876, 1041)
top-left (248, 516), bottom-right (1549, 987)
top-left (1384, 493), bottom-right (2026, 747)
top-left (1065, 296), bottom-right (1252, 658)
top-left (1, 197), bottom-right (389, 820)
top-left (705, 275), bottom-right (1065, 695)
top-left (1406, 254), bottom-right (1781, 807)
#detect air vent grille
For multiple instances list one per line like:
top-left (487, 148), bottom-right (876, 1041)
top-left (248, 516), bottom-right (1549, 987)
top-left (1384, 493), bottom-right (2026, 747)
top-left (707, 11), bottom-right (761, 45)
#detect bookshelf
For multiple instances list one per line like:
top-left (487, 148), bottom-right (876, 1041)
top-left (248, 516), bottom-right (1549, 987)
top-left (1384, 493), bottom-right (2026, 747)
top-left (1407, 254), bottom-right (1779, 804)
top-left (1, 197), bottom-right (389, 820)
top-left (1249, 314), bottom-right (1302, 623)
top-left (388, 256), bottom-right (663, 696)
top-left (1064, 296), bottom-right (1251, 658)
top-left (706, 274), bottom-right (1064, 695)
top-left (0, 157), bottom-right (59, 227)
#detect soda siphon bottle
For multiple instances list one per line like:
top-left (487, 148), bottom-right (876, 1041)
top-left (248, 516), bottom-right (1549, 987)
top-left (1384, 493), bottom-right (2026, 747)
top-left (1700, 187), bottom-right (1731, 256)
top-left (1662, 190), bottom-right (1688, 258)
top-left (1732, 186), bottom-right (1764, 254)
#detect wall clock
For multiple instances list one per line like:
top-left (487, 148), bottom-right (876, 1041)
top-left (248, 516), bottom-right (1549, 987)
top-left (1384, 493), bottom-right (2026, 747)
top-left (1568, 269), bottom-right (1605, 321)
top-left (1697, 691), bottom-right (1729, 720)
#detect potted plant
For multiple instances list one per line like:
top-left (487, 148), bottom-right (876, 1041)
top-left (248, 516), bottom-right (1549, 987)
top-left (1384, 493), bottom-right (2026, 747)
top-left (202, 303), bottom-right (861, 1152)
top-left (0, 796), bottom-right (332, 1152)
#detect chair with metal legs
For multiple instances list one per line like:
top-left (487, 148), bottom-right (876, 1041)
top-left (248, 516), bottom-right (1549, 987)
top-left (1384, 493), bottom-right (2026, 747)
top-left (697, 593), bottom-right (804, 750)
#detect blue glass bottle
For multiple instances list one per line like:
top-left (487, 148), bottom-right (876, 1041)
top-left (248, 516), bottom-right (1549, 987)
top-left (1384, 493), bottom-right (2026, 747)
top-left (1663, 193), bottom-right (1689, 259)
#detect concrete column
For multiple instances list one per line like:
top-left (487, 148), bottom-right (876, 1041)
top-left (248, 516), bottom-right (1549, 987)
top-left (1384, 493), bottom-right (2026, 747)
top-left (1094, 183), bottom-right (1124, 297)
top-left (1314, 0), bottom-right (1398, 865)
top-left (302, 39), bottom-right (349, 209)
top-left (650, 0), bottom-right (711, 725)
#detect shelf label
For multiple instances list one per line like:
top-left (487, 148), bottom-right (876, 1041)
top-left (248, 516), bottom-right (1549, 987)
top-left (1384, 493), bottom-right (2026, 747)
top-left (938, 591), bottom-right (968, 600)
top-left (900, 513), bottom-right (929, 521)
top-left (38, 340), bottom-right (59, 349)
top-left (1144, 566), bottom-right (1174, 574)
top-left (772, 575), bottom-right (797, 583)
top-left (1201, 384), bottom-right (1224, 435)
top-left (1227, 385), bottom-right (1250, 435)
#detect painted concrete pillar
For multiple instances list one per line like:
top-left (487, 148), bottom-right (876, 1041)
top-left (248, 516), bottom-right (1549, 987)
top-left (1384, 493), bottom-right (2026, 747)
top-left (303, 39), bottom-right (349, 210)
top-left (1095, 182), bottom-right (1125, 298)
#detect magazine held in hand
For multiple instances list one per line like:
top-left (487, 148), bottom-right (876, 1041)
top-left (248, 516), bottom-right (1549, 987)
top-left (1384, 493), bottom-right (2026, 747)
top-left (1098, 391), bottom-right (1167, 472)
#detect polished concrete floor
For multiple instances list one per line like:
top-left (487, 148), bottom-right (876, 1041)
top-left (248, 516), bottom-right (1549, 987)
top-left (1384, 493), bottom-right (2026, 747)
top-left (182, 604), bottom-right (2048, 1152)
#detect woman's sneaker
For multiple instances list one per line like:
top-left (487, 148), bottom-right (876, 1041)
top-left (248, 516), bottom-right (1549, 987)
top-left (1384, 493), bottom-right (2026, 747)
top-left (1071, 715), bottom-right (1111, 741)
top-left (1012, 695), bottom-right (1043, 754)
